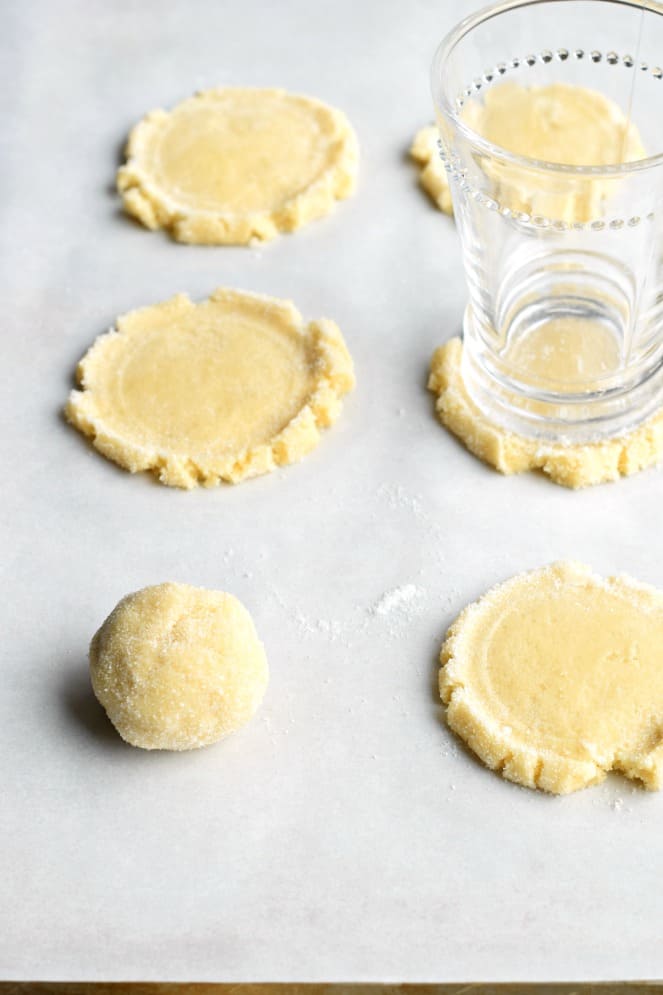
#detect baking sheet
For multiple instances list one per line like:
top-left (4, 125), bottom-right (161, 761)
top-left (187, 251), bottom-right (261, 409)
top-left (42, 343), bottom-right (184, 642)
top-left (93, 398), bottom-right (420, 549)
top-left (2, 0), bottom-right (663, 982)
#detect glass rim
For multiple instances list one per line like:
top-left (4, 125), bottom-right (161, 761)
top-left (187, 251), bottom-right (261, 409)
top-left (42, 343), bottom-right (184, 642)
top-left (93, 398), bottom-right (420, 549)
top-left (431, 0), bottom-right (663, 176)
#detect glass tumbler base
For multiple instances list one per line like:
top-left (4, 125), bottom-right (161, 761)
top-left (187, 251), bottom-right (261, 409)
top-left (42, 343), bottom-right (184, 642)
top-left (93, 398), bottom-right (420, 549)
top-left (461, 306), bottom-right (663, 444)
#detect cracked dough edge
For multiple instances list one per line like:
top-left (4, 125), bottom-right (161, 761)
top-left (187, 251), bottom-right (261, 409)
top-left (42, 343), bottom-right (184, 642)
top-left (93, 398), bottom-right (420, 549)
top-left (409, 125), bottom-right (453, 216)
top-left (65, 287), bottom-right (355, 489)
top-left (428, 337), bottom-right (663, 488)
top-left (440, 560), bottom-right (663, 794)
top-left (116, 87), bottom-right (359, 244)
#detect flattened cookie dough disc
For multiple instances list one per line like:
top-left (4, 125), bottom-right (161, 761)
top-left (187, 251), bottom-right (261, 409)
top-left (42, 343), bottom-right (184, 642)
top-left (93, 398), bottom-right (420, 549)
top-left (441, 562), bottom-right (663, 794)
top-left (90, 583), bottom-right (268, 750)
top-left (117, 87), bottom-right (359, 244)
top-left (428, 338), bottom-right (663, 488)
top-left (66, 288), bottom-right (355, 488)
top-left (468, 82), bottom-right (645, 164)
top-left (412, 82), bottom-right (645, 221)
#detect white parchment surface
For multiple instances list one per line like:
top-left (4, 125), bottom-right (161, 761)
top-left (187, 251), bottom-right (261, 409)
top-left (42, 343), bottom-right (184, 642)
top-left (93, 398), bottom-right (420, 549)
top-left (1, 0), bottom-right (662, 982)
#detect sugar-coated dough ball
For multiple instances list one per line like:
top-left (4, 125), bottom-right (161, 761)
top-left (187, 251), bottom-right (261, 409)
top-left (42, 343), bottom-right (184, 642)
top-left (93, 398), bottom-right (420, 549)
top-left (90, 583), bottom-right (268, 750)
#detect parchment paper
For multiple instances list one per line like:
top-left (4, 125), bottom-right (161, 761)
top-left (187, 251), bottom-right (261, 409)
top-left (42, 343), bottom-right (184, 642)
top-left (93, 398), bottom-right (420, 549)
top-left (1, 0), bottom-right (662, 982)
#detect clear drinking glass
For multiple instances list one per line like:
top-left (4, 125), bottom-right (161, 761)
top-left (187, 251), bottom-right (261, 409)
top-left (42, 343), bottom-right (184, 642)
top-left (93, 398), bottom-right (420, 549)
top-left (431, 0), bottom-right (663, 441)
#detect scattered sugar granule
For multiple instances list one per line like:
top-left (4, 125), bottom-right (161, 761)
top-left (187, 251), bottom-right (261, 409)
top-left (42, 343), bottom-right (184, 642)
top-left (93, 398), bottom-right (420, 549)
top-left (294, 610), bottom-right (343, 642)
top-left (376, 483), bottom-right (425, 518)
top-left (371, 583), bottom-right (425, 618)
top-left (315, 617), bottom-right (342, 640)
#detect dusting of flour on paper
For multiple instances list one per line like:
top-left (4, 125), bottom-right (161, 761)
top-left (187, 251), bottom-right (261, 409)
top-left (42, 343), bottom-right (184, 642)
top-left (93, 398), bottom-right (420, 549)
top-left (371, 583), bottom-right (425, 617)
top-left (369, 583), bottom-right (427, 639)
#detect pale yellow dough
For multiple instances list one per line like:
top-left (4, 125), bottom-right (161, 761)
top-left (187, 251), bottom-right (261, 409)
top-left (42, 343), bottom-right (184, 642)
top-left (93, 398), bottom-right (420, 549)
top-left (90, 583), bottom-right (268, 751)
top-left (441, 562), bottom-right (663, 794)
top-left (66, 288), bottom-right (355, 488)
top-left (466, 81), bottom-right (645, 166)
top-left (117, 87), bottom-right (359, 244)
top-left (409, 125), bottom-right (454, 215)
top-left (428, 338), bottom-right (663, 488)
top-left (412, 82), bottom-right (645, 220)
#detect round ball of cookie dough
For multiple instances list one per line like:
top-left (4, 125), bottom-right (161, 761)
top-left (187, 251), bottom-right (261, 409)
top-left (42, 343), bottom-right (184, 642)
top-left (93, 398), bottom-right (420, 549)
top-left (89, 583), bottom-right (268, 750)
